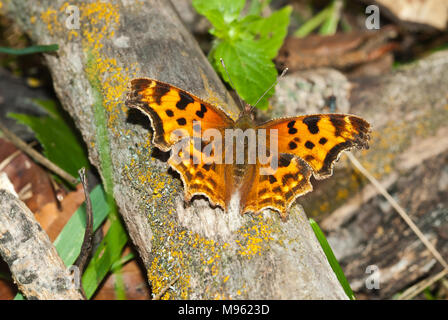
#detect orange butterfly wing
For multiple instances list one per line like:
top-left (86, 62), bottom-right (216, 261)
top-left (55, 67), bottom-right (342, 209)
top-left (240, 154), bottom-right (313, 220)
top-left (126, 78), bottom-right (234, 151)
top-left (239, 114), bottom-right (370, 218)
top-left (126, 78), bottom-right (234, 209)
top-left (258, 114), bottom-right (370, 178)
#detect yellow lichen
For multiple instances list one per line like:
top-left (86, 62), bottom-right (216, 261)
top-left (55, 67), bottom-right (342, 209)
top-left (236, 216), bottom-right (274, 259)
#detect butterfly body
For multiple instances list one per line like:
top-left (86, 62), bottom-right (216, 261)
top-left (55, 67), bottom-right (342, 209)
top-left (126, 78), bottom-right (370, 219)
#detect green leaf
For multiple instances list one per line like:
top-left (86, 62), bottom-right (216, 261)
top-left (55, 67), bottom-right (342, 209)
top-left (248, 0), bottom-right (272, 16)
top-left (293, 5), bottom-right (332, 38)
top-left (196, 1), bottom-right (290, 109)
top-left (14, 185), bottom-right (110, 300)
top-left (213, 40), bottom-right (277, 109)
top-left (319, 0), bottom-right (341, 36)
top-left (8, 100), bottom-right (89, 180)
top-left (193, 0), bottom-right (245, 25)
top-left (0, 44), bottom-right (58, 55)
top-left (54, 185), bottom-right (110, 265)
top-left (81, 218), bottom-right (128, 299)
top-left (309, 218), bottom-right (355, 300)
top-left (242, 6), bottom-right (292, 59)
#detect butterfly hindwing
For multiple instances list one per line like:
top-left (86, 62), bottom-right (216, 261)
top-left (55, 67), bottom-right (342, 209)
top-left (126, 78), bottom-right (234, 151)
top-left (240, 153), bottom-right (313, 219)
top-left (167, 136), bottom-right (232, 210)
top-left (259, 114), bottom-right (370, 179)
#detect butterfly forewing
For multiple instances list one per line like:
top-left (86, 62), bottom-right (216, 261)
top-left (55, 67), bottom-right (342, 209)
top-left (126, 78), bottom-right (234, 151)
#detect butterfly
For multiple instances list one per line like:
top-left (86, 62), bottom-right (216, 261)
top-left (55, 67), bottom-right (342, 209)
top-left (126, 78), bottom-right (370, 220)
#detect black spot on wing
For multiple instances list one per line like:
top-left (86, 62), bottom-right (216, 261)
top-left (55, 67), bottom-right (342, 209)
top-left (278, 154), bottom-right (293, 168)
top-left (288, 141), bottom-right (297, 150)
top-left (303, 116), bottom-right (320, 134)
top-left (287, 120), bottom-right (297, 134)
top-left (154, 84), bottom-right (171, 105)
top-left (177, 118), bottom-right (187, 126)
top-left (196, 104), bottom-right (208, 118)
top-left (305, 141), bottom-right (315, 149)
top-left (330, 116), bottom-right (345, 137)
top-left (176, 91), bottom-right (194, 110)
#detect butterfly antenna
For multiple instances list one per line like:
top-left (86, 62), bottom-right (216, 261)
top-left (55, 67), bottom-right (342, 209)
top-left (252, 68), bottom-right (288, 110)
top-left (220, 58), bottom-right (245, 111)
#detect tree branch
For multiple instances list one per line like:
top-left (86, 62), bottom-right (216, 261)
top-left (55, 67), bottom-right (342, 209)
top-left (0, 173), bottom-right (84, 300)
top-left (4, 0), bottom-right (347, 299)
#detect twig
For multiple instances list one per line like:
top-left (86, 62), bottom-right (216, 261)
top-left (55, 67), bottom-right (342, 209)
top-left (152, 275), bottom-right (180, 300)
top-left (0, 174), bottom-right (84, 299)
top-left (397, 269), bottom-right (448, 300)
top-left (346, 152), bottom-right (448, 271)
top-left (0, 121), bottom-right (78, 185)
top-left (74, 168), bottom-right (94, 273)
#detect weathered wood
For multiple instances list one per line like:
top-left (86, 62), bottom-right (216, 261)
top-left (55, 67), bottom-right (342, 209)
top-left (0, 174), bottom-right (84, 300)
top-left (3, 0), bottom-right (347, 299)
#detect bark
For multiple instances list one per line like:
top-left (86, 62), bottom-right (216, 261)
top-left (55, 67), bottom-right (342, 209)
top-left (3, 0), bottom-right (347, 299)
top-left (0, 174), bottom-right (84, 300)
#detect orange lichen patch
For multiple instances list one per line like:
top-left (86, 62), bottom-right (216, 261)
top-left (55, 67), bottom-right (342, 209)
top-left (79, 1), bottom-right (120, 48)
top-left (77, 1), bottom-right (138, 130)
top-left (41, 8), bottom-right (61, 35)
top-left (84, 51), bottom-right (138, 131)
top-left (144, 195), bottom-right (232, 298)
top-left (236, 216), bottom-right (275, 259)
top-left (68, 30), bottom-right (78, 40)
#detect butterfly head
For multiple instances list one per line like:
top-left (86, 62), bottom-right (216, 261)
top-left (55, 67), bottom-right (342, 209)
top-left (236, 103), bottom-right (256, 123)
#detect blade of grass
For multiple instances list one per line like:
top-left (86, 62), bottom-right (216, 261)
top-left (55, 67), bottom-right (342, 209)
top-left (81, 218), bottom-right (128, 299)
top-left (310, 218), bottom-right (355, 300)
top-left (293, 4), bottom-right (332, 37)
top-left (0, 44), bottom-right (58, 55)
top-left (111, 252), bottom-right (135, 300)
top-left (319, 0), bottom-right (343, 36)
top-left (111, 253), bottom-right (135, 271)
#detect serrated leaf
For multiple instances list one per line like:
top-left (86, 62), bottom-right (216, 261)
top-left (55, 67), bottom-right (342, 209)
top-left (242, 6), bottom-right (292, 58)
top-left (248, 0), bottom-right (273, 16)
top-left (213, 40), bottom-right (277, 109)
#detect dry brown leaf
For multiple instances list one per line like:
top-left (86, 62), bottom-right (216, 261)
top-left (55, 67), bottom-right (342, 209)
top-left (0, 138), bottom-right (61, 212)
top-left (34, 184), bottom-right (84, 242)
top-left (276, 26), bottom-right (398, 73)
